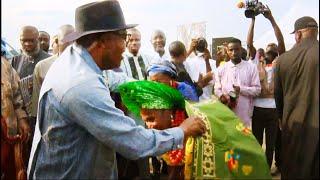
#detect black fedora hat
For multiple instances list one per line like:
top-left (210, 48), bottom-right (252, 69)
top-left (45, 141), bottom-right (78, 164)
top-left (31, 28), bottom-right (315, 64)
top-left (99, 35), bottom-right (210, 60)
top-left (63, 0), bottom-right (137, 43)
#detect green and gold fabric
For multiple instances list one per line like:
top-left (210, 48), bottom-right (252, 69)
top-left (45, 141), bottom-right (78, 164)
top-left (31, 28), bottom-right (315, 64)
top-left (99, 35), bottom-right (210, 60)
top-left (184, 98), bottom-right (271, 179)
top-left (119, 81), bottom-right (271, 179)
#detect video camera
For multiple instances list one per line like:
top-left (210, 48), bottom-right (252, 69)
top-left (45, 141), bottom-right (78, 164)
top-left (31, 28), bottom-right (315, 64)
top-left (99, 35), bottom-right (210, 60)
top-left (195, 37), bottom-right (208, 52)
top-left (244, 0), bottom-right (268, 18)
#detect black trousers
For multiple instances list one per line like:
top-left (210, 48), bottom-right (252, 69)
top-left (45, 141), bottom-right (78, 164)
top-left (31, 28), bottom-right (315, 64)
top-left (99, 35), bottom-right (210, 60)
top-left (252, 106), bottom-right (278, 168)
top-left (116, 153), bottom-right (151, 180)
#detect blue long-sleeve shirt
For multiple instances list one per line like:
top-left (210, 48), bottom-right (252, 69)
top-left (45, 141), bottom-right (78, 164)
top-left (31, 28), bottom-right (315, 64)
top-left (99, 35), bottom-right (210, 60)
top-left (27, 44), bottom-right (184, 179)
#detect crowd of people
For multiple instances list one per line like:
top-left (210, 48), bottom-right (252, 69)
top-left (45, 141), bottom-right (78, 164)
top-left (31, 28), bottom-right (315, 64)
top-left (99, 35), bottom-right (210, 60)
top-left (1, 0), bottom-right (318, 179)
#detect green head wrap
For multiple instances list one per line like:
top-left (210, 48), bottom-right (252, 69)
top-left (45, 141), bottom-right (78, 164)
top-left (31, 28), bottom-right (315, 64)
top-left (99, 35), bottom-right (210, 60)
top-left (118, 80), bottom-right (185, 117)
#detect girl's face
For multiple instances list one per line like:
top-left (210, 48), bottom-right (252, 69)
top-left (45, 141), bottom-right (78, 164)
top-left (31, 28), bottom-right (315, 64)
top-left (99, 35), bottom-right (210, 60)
top-left (140, 109), bottom-right (173, 130)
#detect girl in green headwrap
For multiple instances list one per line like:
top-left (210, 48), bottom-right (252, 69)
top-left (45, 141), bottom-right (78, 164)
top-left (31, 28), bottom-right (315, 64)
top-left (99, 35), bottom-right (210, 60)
top-left (119, 80), bottom-right (271, 180)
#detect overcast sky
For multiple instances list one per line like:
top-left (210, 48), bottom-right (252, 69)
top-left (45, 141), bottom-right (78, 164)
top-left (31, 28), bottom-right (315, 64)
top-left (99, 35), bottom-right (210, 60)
top-left (2, 0), bottom-right (319, 54)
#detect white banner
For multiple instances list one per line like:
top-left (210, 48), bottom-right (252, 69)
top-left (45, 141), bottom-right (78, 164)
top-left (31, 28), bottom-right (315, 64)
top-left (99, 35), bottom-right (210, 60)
top-left (177, 22), bottom-right (206, 50)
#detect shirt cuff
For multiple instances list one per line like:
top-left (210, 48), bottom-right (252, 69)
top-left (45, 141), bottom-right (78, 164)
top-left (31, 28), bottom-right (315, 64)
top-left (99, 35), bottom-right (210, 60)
top-left (239, 85), bottom-right (247, 95)
top-left (165, 127), bottom-right (184, 150)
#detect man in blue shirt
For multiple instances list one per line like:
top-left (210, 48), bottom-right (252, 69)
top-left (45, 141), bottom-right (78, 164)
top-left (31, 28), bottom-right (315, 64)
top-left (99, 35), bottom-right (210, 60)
top-left (27, 1), bottom-right (206, 179)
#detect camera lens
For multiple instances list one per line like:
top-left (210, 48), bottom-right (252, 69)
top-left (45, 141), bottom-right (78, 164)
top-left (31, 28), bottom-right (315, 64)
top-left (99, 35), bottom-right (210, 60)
top-left (245, 9), bottom-right (255, 18)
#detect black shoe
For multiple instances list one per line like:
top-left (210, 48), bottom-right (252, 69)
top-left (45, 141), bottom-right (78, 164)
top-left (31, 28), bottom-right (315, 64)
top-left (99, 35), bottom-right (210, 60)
top-left (271, 167), bottom-right (281, 176)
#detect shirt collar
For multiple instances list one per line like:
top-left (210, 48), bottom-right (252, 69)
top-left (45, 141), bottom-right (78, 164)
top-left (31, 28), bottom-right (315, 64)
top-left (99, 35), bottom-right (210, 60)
top-left (124, 49), bottom-right (140, 57)
top-left (227, 59), bottom-right (245, 67)
top-left (72, 44), bottom-right (103, 76)
top-left (196, 52), bottom-right (205, 57)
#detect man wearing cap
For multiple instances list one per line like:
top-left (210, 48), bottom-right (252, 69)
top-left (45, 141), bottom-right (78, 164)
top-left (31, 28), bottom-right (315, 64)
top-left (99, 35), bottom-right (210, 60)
top-left (274, 16), bottom-right (319, 179)
top-left (27, 1), bottom-right (206, 179)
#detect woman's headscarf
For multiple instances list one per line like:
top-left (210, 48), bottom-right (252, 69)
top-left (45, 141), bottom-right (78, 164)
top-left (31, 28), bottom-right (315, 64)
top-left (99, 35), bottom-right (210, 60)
top-left (118, 80), bottom-right (185, 117)
top-left (146, 61), bottom-right (177, 79)
top-left (147, 61), bottom-right (199, 102)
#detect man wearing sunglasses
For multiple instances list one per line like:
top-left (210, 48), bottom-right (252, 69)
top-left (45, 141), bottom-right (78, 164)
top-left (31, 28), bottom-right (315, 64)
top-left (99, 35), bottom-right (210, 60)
top-left (27, 1), bottom-right (206, 179)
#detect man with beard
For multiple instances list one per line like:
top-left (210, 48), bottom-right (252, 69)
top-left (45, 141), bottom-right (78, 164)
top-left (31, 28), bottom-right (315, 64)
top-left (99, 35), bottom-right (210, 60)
top-left (150, 30), bottom-right (170, 64)
top-left (11, 26), bottom-right (50, 114)
top-left (11, 26), bottom-right (50, 167)
top-left (27, 1), bottom-right (206, 179)
top-left (274, 16), bottom-right (319, 179)
top-left (38, 31), bottom-right (50, 53)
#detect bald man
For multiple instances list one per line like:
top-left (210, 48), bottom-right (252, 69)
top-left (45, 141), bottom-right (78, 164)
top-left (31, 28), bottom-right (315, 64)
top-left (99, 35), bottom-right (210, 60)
top-left (11, 26), bottom-right (50, 114)
top-left (39, 31), bottom-right (50, 53)
top-left (31, 24), bottom-right (75, 118)
top-left (150, 30), bottom-right (170, 63)
top-left (10, 25), bottom-right (50, 169)
top-left (274, 16), bottom-right (319, 179)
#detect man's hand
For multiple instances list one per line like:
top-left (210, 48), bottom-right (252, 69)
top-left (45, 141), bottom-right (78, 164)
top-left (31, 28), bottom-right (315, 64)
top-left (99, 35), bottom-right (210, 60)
top-left (203, 71), bottom-right (213, 84)
top-left (219, 94), bottom-right (230, 105)
top-left (203, 48), bottom-right (212, 61)
top-left (197, 72), bottom-right (213, 88)
top-left (278, 118), bottom-right (282, 131)
top-left (189, 39), bottom-right (197, 52)
top-left (197, 73), bottom-right (204, 88)
top-left (233, 85), bottom-right (240, 95)
top-left (18, 118), bottom-right (31, 142)
top-left (186, 38), bottom-right (198, 57)
top-left (262, 5), bottom-right (273, 21)
top-left (179, 116), bottom-right (206, 138)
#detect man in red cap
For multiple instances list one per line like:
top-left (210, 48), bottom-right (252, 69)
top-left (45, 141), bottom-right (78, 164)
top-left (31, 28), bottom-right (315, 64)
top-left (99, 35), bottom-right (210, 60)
top-left (274, 16), bottom-right (319, 179)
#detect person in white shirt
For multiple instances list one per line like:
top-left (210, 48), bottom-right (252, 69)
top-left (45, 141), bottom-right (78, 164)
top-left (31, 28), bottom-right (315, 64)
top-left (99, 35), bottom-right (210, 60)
top-left (120, 28), bottom-right (151, 80)
top-left (185, 38), bottom-right (216, 101)
top-left (246, 6), bottom-right (285, 174)
top-left (150, 30), bottom-right (170, 64)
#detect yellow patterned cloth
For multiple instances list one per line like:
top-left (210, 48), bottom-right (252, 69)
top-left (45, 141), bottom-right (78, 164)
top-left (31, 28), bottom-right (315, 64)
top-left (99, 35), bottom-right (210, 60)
top-left (184, 98), bottom-right (271, 179)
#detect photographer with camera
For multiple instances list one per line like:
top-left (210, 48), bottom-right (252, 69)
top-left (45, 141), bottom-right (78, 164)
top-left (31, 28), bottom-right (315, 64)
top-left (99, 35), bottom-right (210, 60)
top-left (185, 37), bottom-right (217, 101)
top-left (246, 4), bottom-right (285, 176)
